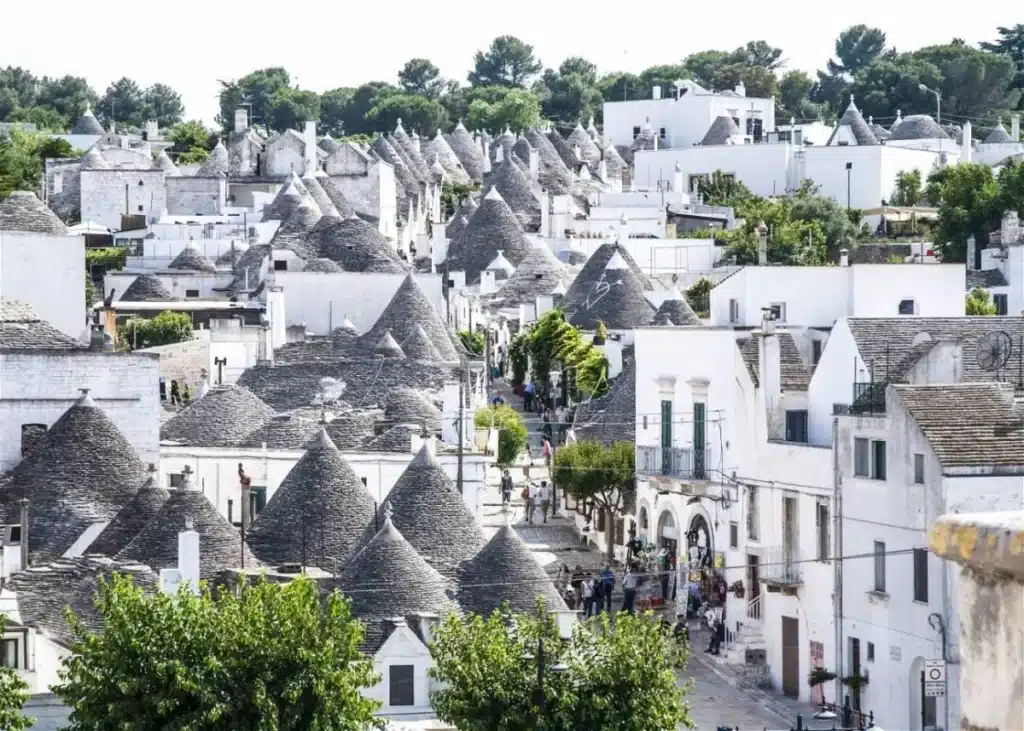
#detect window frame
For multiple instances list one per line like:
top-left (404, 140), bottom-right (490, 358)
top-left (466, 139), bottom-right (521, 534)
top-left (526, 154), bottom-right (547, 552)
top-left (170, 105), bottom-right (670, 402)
top-left (816, 501), bottom-right (830, 561)
top-left (913, 548), bottom-right (929, 603)
top-left (871, 439), bottom-right (887, 480)
top-left (785, 410), bottom-right (809, 443)
top-left (913, 453), bottom-right (925, 484)
top-left (854, 437), bottom-right (869, 477)
top-left (994, 293), bottom-right (1008, 315)
top-left (873, 540), bottom-right (887, 593)
top-left (388, 664), bottom-right (416, 707)
top-left (898, 299), bottom-right (917, 315)
top-left (0, 638), bottom-right (20, 669)
top-left (729, 521), bottom-right (738, 549)
top-left (746, 486), bottom-right (759, 541)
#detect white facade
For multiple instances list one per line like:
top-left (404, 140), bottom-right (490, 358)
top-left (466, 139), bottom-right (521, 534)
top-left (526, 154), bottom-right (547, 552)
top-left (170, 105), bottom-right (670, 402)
top-left (0, 232), bottom-right (87, 338)
top-left (366, 622), bottom-right (438, 720)
top-left (137, 320), bottom-right (261, 387)
top-left (80, 169), bottom-right (167, 232)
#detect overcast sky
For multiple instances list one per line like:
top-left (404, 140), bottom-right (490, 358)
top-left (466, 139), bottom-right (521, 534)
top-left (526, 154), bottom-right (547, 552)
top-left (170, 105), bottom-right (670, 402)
top-left (3, 2), bottom-right (1017, 124)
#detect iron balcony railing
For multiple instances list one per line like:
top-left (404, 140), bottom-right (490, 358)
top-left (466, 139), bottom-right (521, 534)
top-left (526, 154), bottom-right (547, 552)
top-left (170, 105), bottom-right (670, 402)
top-left (760, 544), bottom-right (803, 585)
top-left (636, 445), bottom-right (712, 481)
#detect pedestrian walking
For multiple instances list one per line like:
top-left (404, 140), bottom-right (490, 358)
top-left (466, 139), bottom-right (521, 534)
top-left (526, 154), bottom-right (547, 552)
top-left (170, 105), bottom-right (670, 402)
top-left (500, 469), bottom-right (514, 504)
top-left (592, 575), bottom-right (605, 614)
top-left (539, 480), bottom-right (551, 523)
top-left (622, 565), bottom-right (638, 615)
top-left (600, 564), bottom-right (615, 613)
top-left (525, 481), bottom-right (540, 524)
top-left (570, 564), bottom-right (585, 606)
top-left (582, 575), bottom-right (595, 617)
top-left (542, 438), bottom-right (552, 469)
top-left (524, 381), bottom-right (535, 412)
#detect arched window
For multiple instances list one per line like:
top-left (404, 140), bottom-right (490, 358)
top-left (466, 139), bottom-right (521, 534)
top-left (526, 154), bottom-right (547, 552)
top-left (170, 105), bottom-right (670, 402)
top-left (638, 506), bottom-right (649, 531)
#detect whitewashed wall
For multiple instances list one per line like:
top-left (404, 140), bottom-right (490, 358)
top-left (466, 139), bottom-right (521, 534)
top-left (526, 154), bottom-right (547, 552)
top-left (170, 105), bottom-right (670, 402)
top-left (0, 232), bottom-right (86, 338)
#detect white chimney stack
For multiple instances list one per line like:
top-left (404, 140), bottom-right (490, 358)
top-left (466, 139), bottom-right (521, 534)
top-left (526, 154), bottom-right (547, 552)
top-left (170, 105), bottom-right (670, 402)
top-left (529, 149), bottom-right (539, 181)
top-left (495, 145), bottom-right (504, 163)
top-left (652, 86), bottom-right (662, 100)
top-left (1013, 114), bottom-right (1021, 142)
top-left (540, 192), bottom-right (551, 238)
top-left (177, 519), bottom-right (201, 593)
top-left (673, 161), bottom-right (683, 193)
top-left (735, 82), bottom-right (746, 97)
top-left (303, 121), bottom-right (317, 175)
top-left (839, 248), bottom-right (849, 267)
top-left (598, 159), bottom-right (607, 181)
top-left (961, 121), bottom-right (972, 164)
top-left (480, 269), bottom-right (497, 295)
top-left (759, 313), bottom-right (783, 440)
top-left (234, 108), bottom-right (248, 134)
top-left (432, 222), bottom-right (448, 269)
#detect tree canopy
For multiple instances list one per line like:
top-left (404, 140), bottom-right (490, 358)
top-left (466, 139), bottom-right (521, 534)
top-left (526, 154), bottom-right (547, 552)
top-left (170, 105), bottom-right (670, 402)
top-left (0, 128), bottom-right (76, 199)
top-left (55, 574), bottom-right (382, 731)
top-left (120, 310), bottom-right (194, 351)
top-left (0, 617), bottom-right (31, 730)
top-left (469, 36), bottom-right (544, 87)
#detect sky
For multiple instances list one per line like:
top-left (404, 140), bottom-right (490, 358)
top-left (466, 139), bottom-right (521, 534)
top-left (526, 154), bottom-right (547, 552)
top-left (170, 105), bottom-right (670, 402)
top-left (3, 2), bottom-right (1018, 125)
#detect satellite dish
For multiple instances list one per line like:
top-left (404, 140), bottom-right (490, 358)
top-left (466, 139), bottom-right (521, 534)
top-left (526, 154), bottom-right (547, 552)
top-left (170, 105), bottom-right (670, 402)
top-left (976, 331), bottom-right (1012, 372)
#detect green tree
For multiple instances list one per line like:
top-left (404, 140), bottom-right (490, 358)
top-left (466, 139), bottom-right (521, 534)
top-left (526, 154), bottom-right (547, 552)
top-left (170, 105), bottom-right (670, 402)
top-left (366, 94), bottom-right (450, 136)
top-left (429, 605), bottom-right (691, 731)
top-left (0, 67), bottom-right (38, 110)
top-left (686, 277), bottom-right (713, 317)
top-left (813, 25), bottom-right (887, 112)
top-left (788, 180), bottom-right (859, 260)
top-left (267, 87), bottom-right (321, 133)
top-left (891, 169), bottom-right (923, 206)
top-left (722, 194), bottom-right (828, 266)
top-left (778, 70), bottom-right (817, 121)
top-left (97, 77), bottom-right (146, 128)
top-left (474, 404), bottom-right (527, 467)
top-left (710, 64), bottom-right (778, 99)
top-left (321, 82), bottom-right (399, 136)
top-left (398, 58), bottom-right (445, 97)
top-left (7, 105), bottom-right (67, 131)
top-left (217, 67), bottom-right (292, 132)
top-left (142, 83), bottom-right (185, 128)
top-left (982, 24), bottom-right (1024, 105)
top-left (912, 43), bottom-right (1021, 120)
top-left (469, 36), bottom-right (543, 87)
top-left (168, 120), bottom-right (210, 163)
top-left (559, 57), bottom-right (599, 85)
top-left (552, 440), bottom-right (635, 560)
top-left (965, 287), bottom-right (998, 315)
top-left (928, 163), bottom-right (1002, 261)
top-left (536, 66), bottom-right (604, 126)
top-left (466, 88), bottom-right (540, 133)
top-left (696, 171), bottom-right (753, 207)
top-left (458, 329), bottom-right (485, 355)
top-left (441, 181), bottom-right (476, 219)
top-left (119, 310), bottom-right (194, 351)
top-left (0, 616), bottom-right (31, 730)
top-left (55, 574), bottom-right (381, 730)
top-left (596, 72), bottom-right (644, 103)
top-left (36, 75), bottom-right (98, 125)
top-left (734, 40), bottom-right (785, 71)
top-left (0, 129), bottom-right (46, 198)
top-left (848, 55), bottom-right (942, 120)
top-left (638, 64), bottom-right (690, 98)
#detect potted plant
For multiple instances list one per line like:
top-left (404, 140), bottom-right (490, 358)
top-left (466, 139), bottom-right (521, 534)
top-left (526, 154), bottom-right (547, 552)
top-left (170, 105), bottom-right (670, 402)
top-left (841, 670), bottom-right (869, 695)
top-left (808, 666), bottom-right (838, 712)
top-left (592, 321), bottom-right (608, 346)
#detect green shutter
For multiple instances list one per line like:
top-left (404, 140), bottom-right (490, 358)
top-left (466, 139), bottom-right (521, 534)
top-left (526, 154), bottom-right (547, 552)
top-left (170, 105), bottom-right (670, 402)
top-left (660, 400), bottom-right (672, 448)
top-left (693, 403), bottom-right (706, 478)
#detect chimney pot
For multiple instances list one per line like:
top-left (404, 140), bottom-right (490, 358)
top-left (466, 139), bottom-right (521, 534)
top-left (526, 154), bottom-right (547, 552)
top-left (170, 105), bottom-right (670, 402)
top-left (839, 248), bottom-right (849, 267)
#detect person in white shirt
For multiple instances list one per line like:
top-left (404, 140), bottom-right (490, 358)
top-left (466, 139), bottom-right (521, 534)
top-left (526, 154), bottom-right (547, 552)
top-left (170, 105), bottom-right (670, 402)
top-left (539, 480), bottom-right (552, 523)
top-left (581, 575), bottom-right (595, 617)
top-left (525, 482), bottom-right (540, 524)
top-left (622, 566), bottom-right (638, 614)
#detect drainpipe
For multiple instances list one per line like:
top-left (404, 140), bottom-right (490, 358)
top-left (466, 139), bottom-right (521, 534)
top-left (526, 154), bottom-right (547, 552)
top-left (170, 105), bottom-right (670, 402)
top-left (832, 416), bottom-right (843, 704)
top-left (19, 499), bottom-right (29, 570)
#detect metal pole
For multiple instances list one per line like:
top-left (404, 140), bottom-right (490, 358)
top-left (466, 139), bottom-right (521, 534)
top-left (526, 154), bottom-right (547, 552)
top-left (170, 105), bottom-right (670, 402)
top-left (457, 357), bottom-right (465, 495)
top-left (936, 92), bottom-right (941, 127)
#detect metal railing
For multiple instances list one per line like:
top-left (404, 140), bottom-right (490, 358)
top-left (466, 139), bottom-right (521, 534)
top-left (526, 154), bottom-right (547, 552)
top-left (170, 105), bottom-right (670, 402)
top-left (760, 544), bottom-right (803, 585)
top-left (851, 381), bottom-right (887, 415)
top-left (635, 445), bottom-right (712, 480)
top-left (746, 593), bottom-right (763, 622)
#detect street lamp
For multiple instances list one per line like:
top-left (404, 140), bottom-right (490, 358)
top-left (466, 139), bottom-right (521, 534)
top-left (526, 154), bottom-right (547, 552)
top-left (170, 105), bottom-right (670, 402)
top-left (918, 84), bottom-right (941, 126)
top-left (522, 637), bottom-right (569, 725)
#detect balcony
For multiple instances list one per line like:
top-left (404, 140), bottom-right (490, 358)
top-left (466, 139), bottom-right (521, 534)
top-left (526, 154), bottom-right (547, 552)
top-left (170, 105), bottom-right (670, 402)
top-left (636, 445), bottom-right (712, 481)
top-left (760, 545), bottom-right (803, 588)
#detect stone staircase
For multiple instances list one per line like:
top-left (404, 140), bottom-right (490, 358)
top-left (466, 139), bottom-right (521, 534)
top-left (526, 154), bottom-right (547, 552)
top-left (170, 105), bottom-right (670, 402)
top-left (715, 595), bottom-right (771, 687)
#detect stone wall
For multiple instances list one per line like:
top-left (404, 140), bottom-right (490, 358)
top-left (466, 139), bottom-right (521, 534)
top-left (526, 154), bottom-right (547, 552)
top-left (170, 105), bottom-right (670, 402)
top-left (166, 176), bottom-right (226, 216)
top-left (44, 158), bottom-right (82, 223)
top-left (81, 169), bottom-right (167, 232)
top-left (930, 513), bottom-right (1024, 731)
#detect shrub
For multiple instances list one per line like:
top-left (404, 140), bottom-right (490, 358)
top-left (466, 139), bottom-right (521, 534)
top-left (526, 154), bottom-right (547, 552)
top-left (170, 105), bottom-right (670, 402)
top-left (458, 329), bottom-right (485, 355)
top-left (474, 404), bottom-right (527, 466)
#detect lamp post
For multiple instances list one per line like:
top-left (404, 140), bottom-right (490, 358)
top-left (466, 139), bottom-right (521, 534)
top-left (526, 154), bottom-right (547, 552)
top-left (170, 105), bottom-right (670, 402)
top-left (522, 637), bottom-right (569, 728)
top-left (918, 84), bottom-right (941, 126)
top-left (845, 162), bottom-right (853, 211)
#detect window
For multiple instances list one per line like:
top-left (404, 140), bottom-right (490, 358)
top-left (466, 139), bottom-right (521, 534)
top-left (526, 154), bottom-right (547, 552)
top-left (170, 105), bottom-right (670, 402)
top-left (811, 339), bottom-right (822, 366)
top-left (137, 205), bottom-right (144, 212)
top-left (871, 440), bottom-right (887, 480)
top-left (389, 665), bottom-right (415, 706)
top-left (913, 548), bottom-right (929, 603)
top-left (274, 259), bottom-right (288, 271)
top-left (632, 126), bottom-right (641, 140)
top-left (660, 400), bottom-right (672, 448)
top-left (898, 299), bottom-right (917, 315)
top-left (251, 486), bottom-right (267, 515)
top-left (913, 453), bottom-right (925, 484)
top-left (769, 302), bottom-right (786, 322)
top-left (921, 673), bottom-right (938, 726)
top-left (227, 499), bottom-right (233, 524)
top-left (873, 541), bottom-right (886, 593)
top-left (692, 402), bottom-right (706, 478)
top-left (854, 438), bottom-right (870, 477)
top-left (728, 298), bottom-right (740, 323)
top-left (0, 639), bottom-right (18, 669)
top-left (185, 289), bottom-right (200, 298)
top-left (746, 486), bottom-right (759, 541)
top-left (169, 473), bottom-right (185, 489)
top-left (816, 501), bottom-right (830, 561)
top-left (866, 642), bottom-right (875, 662)
top-left (729, 522), bottom-right (738, 548)
top-left (746, 117), bottom-right (764, 141)
top-left (785, 410), bottom-right (809, 443)
top-left (658, 127), bottom-right (667, 139)
top-left (994, 293), bottom-right (1008, 315)
top-left (642, 415), bottom-right (648, 429)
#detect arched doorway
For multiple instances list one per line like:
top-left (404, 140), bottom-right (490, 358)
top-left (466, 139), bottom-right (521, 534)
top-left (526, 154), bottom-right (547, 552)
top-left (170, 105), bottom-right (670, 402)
top-left (656, 509), bottom-right (678, 555)
top-left (638, 506), bottom-right (649, 540)
top-left (686, 513), bottom-right (713, 571)
top-left (656, 509), bottom-right (680, 602)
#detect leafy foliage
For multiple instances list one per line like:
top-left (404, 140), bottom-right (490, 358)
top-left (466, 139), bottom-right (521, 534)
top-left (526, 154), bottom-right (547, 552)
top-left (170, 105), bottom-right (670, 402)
top-left (528, 310), bottom-right (608, 401)
top-left (55, 574), bottom-right (382, 731)
top-left (508, 333), bottom-right (529, 386)
top-left (469, 36), bottom-right (543, 87)
top-left (97, 77), bottom-right (184, 129)
top-left (441, 181), bottom-right (477, 219)
top-left (119, 310), bottom-right (193, 351)
top-left (366, 94), bottom-right (449, 138)
top-left (966, 287), bottom-right (998, 315)
top-left (458, 329), bottom-right (485, 355)
top-left (398, 59), bottom-right (446, 97)
top-left (891, 170), bottom-right (923, 207)
top-left (0, 128), bottom-right (76, 199)
top-left (0, 616), bottom-right (31, 730)
top-left (686, 277), bottom-right (713, 317)
top-left (928, 163), bottom-right (1004, 261)
top-left (697, 172), bottom-right (753, 207)
top-left (552, 440), bottom-right (635, 560)
top-left (429, 603), bottom-right (691, 731)
top-left (85, 247), bottom-right (127, 273)
top-left (168, 120), bottom-right (211, 165)
top-left (475, 404), bottom-right (528, 466)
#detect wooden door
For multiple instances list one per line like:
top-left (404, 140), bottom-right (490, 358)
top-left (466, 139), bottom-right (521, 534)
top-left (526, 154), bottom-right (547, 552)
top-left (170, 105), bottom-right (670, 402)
top-left (782, 616), bottom-right (799, 698)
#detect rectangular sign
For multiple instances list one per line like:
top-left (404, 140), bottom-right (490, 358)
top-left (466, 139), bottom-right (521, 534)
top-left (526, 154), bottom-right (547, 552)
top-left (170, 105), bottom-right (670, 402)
top-left (924, 659), bottom-right (946, 697)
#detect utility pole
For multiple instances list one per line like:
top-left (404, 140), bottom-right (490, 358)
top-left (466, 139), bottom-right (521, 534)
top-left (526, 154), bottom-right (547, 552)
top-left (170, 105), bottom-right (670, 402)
top-left (456, 356), bottom-right (465, 495)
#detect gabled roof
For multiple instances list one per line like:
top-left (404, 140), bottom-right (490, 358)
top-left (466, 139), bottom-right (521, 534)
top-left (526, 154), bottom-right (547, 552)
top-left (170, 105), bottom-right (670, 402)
top-left (566, 252), bottom-right (655, 330)
top-left (445, 122), bottom-right (487, 183)
top-left (458, 523), bottom-right (568, 615)
top-left (166, 242), bottom-right (216, 273)
top-left (247, 429), bottom-right (377, 569)
top-left (87, 465), bottom-right (170, 556)
top-left (196, 141), bottom-right (229, 177)
top-left (0, 191), bottom-right (68, 235)
top-left (8, 556), bottom-right (157, 647)
top-left (490, 243), bottom-right (567, 307)
top-left (575, 353), bottom-right (634, 445)
top-left (984, 123), bottom-right (1013, 145)
top-left (562, 243), bottom-right (652, 315)
top-left (567, 123), bottom-right (602, 165)
top-left (384, 388), bottom-right (442, 433)
top-left (653, 293), bottom-right (701, 326)
top-left (483, 158), bottom-right (540, 230)
top-left (338, 517), bottom-right (461, 653)
top-left (826, 99), bottom-right (878, 146)
top-left (888, 114), bottom-right (948, 142)
top-left (738, 332), bottom-right (811, 391)
top-left (160, 385), bottom-right (276, 446)
top-left (309, 215), bottom-right (408, 273)
top-left (0, 299), bottom-right (85, 350)
top-left (118, 470), bottom-right (258, 580)
top-left (379, 445), bottom-right (487, 578)
top-left (400, 323), bottom-right (443, 362)
top-left (359, 273), bottom-right (461, 361)
top-left (894, 383), bottom-right (1024, 468)
top-left (70, 106), bottom-right (106, 136)
top-left (447, 188), bottom-right (533, 285)
top-left (3, 390), bottom-right (147, 562)
top-left (701, 116), bottom-right (742, 146)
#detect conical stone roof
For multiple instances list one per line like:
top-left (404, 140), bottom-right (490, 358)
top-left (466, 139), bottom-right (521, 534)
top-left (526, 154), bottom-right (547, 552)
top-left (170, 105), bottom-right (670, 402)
top-left (81, 147), bottom-right (110, 170)
top-left (524, 128), bottom-right (573, 194)
top-left (701, 116), bottom-right (742, 145)
top-left (196, 141), bottom-right (229, 177)
top-left (304, 257), bottom-right (343, 273)
top-left (393, 120), bottom-right (433, 183)
top-left (379, 445), bottom-right (487, 578)
top-left (827, 99), bottom-right (878, 146)
top-left (446, 196), bottom-right (478, 242)
top-left (483, 158), bottom-right (541, 230)
top-left (426, 129), bottom-right (471, 185)
top-left (247, 429), bottom-right (377, 570)
top-left (319, 176), bottom-right (355, 217)
top-left (546, 128), bottom-right (579, 170)
top-left (319, 136), bottom-right (340, 154)
top-left (458, 523), bottom-right (568, 615)
top-left (0, 191), bottom-right (68, 235)
top-left (309, 216), bottom-right (407, 273)
top-left (567, 252), bottom-right (655, 330)
top-left (654, 293), bottom-right (702, 326)
top-left (888, 114), bottom-right (949, 142)
top-left (387, 131), bottom-right (430, 186)
top-left (339, 517), bottom-right (461, 652)
top-left (445, 122), bottom-right (487, 182)
top-left (71, 106), bottom-right (106, 135)
top-left (371, 136), bottom-right (419, 216)
top-left (88, 465), bottom-right (171, 556)
top-left (400, 323), bottom-right (443, 361)
top-left (166, 242), bottom-right (216, 273)
top-left (374, 331), bottom-right (406, 358)
top-left (562, 243), bottom-right (652, 313)
top-left (215, 242), bottom-right (248, 269)
top-left (261, 182), bottom-right (304, 222)
top-left (492, 243), bottom-right (567, 307)
top-left (360, 274), bottom-right (460, 361)
top-left (567, 123), bottom-right (602, 165)
top-left (4, 391), bottom-right (147, 562)
top-left (154, 150), bottom-right (178, 175)
top-left (301, 173), bottom-right (340, 218)
top-left (985, 123), bottom-right (1012, 145)
top-left (365, 423), bottom-right (421, 453)
top-left (121, 273), bottom-right (173, 302)
top-left (233, 412), bottom-right (323, 450)
top-left (160, 385), bottom-right (276, 446)
top-left (271, 201), bottom-right (322, 259)
top-left (118, 470), bottom-right (258, 580)
top-left (603, 144), bottom-right (628, 184)
top-left (384, 388), bottom-right (442, 433)
top-left (512, 135), bottom-right (534, 166)
top-left (448, 188), bottom-right (532, 285)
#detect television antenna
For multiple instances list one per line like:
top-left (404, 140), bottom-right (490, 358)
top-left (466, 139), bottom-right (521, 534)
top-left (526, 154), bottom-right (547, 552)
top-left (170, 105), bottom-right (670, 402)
top-left (976, 331), bottom-right (1012, 377)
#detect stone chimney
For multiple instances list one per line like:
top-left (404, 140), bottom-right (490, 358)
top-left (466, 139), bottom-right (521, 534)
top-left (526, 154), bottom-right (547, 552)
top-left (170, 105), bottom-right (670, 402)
top-left (967, 235), bottom-right (977, 271)
top-left (495, 145), bottom-right (504, 163)
top-left (19, 499), bottom-right (29, 570)
top-left (303, 121), bottom-right (317, 175)
top-left (598, 159), bottom-right (607, 181)
top-left (234, 108), bottom-right (249, 134)
top-left (759, 312), bottom-right (783, 440)
top-left (961, 120), bottom-right (972, 164)
top-left (1012, 114), bottom-right (1020, 142)
top-left (177, 517), bottom-right (201, 593)
top-left (757, 221), bottom-right (769, 265)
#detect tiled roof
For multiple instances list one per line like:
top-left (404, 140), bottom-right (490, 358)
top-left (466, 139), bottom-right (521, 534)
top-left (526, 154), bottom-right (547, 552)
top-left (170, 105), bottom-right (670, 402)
top-left (159, 385), bottom-right (276, 446)
top-left (490, 243), bottom-right (568, 307)
top-left (384, 388), bottom-right (442, 433)
top-left (575, 352), bottom-right (635, 445)
top-left (653, 294), bottom-right (702, 326)
top-left (121, 273), bottom-right (174, 302)
top-left (0, 299), bottom-right (85, 350)
top-left (827, 99), bottom-right (878, 146)
top-left (87, 465), bottom-right (170, 556)
top-left (2, 391), bottom-right (147, 562)
top-left (894, 383), bottom-right (1024, 467)
top-left (379, 445), bottom-right (486, 578)
top-left (889, 115), bottom-right (949, 142)
top-left (337, 517), bottom-right (461, 654)
top-left (70, 107), bottom-right (106, 136)
top-left (166, 242), bottom-right (216, 273)
top-left (309, 216), bottom-right (408, 273)
top-left (737, 332), bottom-right (810, 391)
top-left (458, 523), bottom-right (568, 616)
top-left (567, 253), bottom-right (655, 330)
top-left (562, 243), bottom-right (652, 316)
top-left (358, 273), bottom-right (461, 361)
top-left (0, 191), bottom-right (68, 235)
top-left (966, 268), bottom-right (1008, 289)
top-left (567, 123), bottom-right (602, 165)
top-left (446, 122), bottom-right (487, 183)
top-left (247, 429), bottom-right (377, 570)
top-left (118, 470), bottom-right (258, 580)
top-left (447, 188), bottom-right (532, 285)
top-left (483, 158), bottom-right (540, 230)
top-left (196, 141), bottom-right (229, 177)
top-left (8, 557), bottom-right (157, 647)
top-left (701, 116), bottom-right (741, 145)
